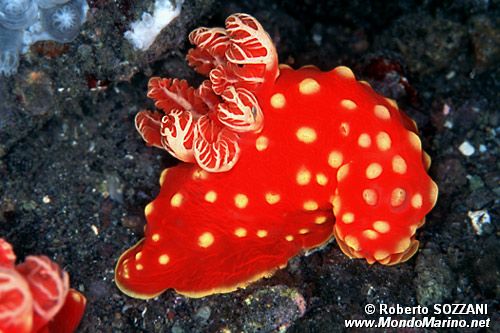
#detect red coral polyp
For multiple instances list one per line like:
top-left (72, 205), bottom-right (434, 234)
top-left (0, 239), bottom-right (86, 333)
top-left (116, 13), bottom-right (438, 299)
top-left (135, 13), bottom-right (278, 173)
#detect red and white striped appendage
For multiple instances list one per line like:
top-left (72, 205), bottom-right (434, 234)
top-left (136, 13), bottom-right (278, 173)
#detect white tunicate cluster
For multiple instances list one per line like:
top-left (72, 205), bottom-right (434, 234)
top-left (124, 0), bottom-right (184, 51)
top-left (0, 0), bottom-right (88, 76)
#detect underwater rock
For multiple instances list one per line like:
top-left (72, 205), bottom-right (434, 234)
top-left (0, 0), bottom-right (88, 76)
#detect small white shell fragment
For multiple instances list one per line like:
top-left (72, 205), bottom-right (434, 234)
top-left (442, 103), bottom-right (451, 116)
top-left (91, 224), bottom-right (99, 236)
top-left (467, 210), bottom-right (491, 235)
top-left (458, 141), bottom-right (475, 156)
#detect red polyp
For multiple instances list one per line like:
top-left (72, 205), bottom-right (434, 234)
top-left (0, 268), bottom-right (33, 333)
top-left (0, 239), bottom-right (16, 268)
top-left (187, 27), bottom-right (230, 75)
top-left (47, 289), bottom-right (87, 333)
top-left (0, 239), bottom-right (86, 333)
top-left (117, 13), bottom-right (438, 299)
top-left (16, 256), bottom-right (69, 332)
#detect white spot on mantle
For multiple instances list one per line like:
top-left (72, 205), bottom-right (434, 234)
top-left (124, 0), bottom-right (184, 51)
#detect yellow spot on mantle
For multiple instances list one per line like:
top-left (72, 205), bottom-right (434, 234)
top-left (392, 155), bottom-right (407, 174)
top-left (358, 133), bottom-right (371, 148)
top-left (192, 169), bottom-right (209, 180)
top-left (158, 254), bottom-right (170, 265)
top-left (257, 230), bottom-right (268, 238)
top-left (296, 127), bottom-right (317, 143)
top-left (340, 99), bottom-right (357, 110)
top-left (285, 235), bottom-right (294, 242)
top-left (337, 164), bottom-right (349, 182)
top-left (316, 173), bottom-right (328, 186)
top-left (315, 216), bottom-right (328, 224)
top-left (303, 200), bottom-right (318, 211)
top-left (395, 238), bottom-right (411, 253)
top-left (270, 93), bottom-right (286, 108)
top-left (408, 131), bottom-right (422, 151)
top-left (135, 264), bottom-right (144, 271)
top-left (359, 80), bottom-right (371, 87)
top-left (332, 195), bottom-right (341, 216)
top-left (145, 203), bottom-right (153, 216)
top-left (373, 221), bottom-right (390, 233)
top-left (198, 232), bottom-right (214, 248)
top-left (151, 233), bottom-right (160, 242)
top-left (374, 250), bottom-right (390, 261)
top-left (366, 163), bottom-right (383, 179)
top-left (362, 189), bottom-right (378, 205)
top-left (234, 194), bottom-right (249, 209)
top-left (296, 168), bottom-right (312, 185)
top-left (374, 105), bottom-right (391, 120)
top-left (159, 168), bottom-right (169, 186)
top-left (334, 66), bottom-right (355, 79)
top-left (385, 98), bottom-right (398, 109)
top-left (342, 212), bottom-right (355, 224)
top-left (391, 187), bottom-right (406, 207)
top-left (204, 191), bottom-right (217, 203)
top-left (170, 193), bottom-right (183, 207)
top-left (135, 252), bottom-right (142, 260)
top-left (256, 136), bottom-right (269, 151)
top-left (344, 235), bottom-right (360, 251)
top-left (328, 151), bottom-right (343, 168)
top-left (299, 78), bottom-right (320, 94)
top-left (362, 230), bottom-right (378, 240)
top-left (376, 132), bottom-right (391, 151)
top-left (265, 192), bottom-right (280, 205)
top-left (234, 227), bottom-right (247, 238)
top-left (298, 228), bottom-right (310, 234)
top-left (71, 292), bottom-right (82, 302)
top-left (411, 193), bottom-right (423, 209)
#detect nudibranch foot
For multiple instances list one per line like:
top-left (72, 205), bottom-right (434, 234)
top-left (117, 13), bottom-right (438, 299)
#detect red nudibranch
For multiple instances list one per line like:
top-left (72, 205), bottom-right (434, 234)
top-left (0, 239), bottom-right (86, 333)
top-left (115, 13), bottom-right (438, 299)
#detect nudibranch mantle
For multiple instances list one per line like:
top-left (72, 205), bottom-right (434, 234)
top-left (116, 14), bottom-right (438, 299)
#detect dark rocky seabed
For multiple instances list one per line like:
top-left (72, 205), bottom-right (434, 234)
top-left (0, 0), bottom-right (499, 332)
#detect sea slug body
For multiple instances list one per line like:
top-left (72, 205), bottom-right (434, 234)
top-left (115, 13), bottom-right (438, 299)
